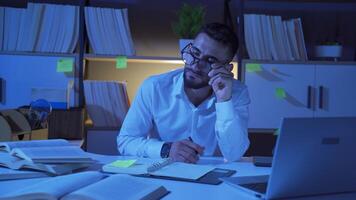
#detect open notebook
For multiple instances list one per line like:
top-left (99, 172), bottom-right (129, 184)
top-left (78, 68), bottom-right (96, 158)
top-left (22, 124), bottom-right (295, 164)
top-left (102, 158), bottom-right (215, 180)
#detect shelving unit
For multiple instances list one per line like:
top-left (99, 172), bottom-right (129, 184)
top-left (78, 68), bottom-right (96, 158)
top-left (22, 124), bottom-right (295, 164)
top-left (0, 0), bottom-right (133, 108)
top-left (235, 0), bottom-right (356, 79)
top-left (233, 1), bottom-right (356, 146)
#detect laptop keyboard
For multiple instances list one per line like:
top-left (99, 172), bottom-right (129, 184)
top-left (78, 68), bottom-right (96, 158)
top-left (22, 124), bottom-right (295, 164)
top-left (240, 182), bottom-right (268, 194)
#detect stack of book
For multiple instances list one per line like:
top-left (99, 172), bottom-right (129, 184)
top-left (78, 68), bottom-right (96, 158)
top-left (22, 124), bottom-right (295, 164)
top-left (244, 14), bottom-right (308, 61)
top-left (83, 80), bottom-right (130, 127)
top-left (1, 3), bottom-right (78, 53)
top-left (84, 7), bottom-right (135, 56)
top-left (0, 139), bottom-right (94, 180)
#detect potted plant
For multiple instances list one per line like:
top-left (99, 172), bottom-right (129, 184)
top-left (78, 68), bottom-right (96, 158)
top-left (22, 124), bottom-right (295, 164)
top-left (172, 3), bottom-right (205, 50)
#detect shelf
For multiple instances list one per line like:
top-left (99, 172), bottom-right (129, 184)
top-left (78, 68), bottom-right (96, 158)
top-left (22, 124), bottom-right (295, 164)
top-left (242, 59), bottom-right (356, 66)
top-left (0, 51), bottom-right (77, 58)
top-left (2, 0), bottom-right (136, 9)
top-left (243, 1), bottom-right (356, 14)
top-left (28, 0), bottom-right (81, 6)
top-left (84, 54), bottom-right (184, 64)
top-left (85, 54), bottom-right (239, 65)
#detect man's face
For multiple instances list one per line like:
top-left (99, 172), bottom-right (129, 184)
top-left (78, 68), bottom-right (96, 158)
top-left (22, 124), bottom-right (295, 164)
top-left (183, 33), bottom-right (232, 89)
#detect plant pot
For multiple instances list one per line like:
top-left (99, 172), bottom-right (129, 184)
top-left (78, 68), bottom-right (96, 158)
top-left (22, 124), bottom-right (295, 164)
top-left (179, 39), bottom-right (194, 51)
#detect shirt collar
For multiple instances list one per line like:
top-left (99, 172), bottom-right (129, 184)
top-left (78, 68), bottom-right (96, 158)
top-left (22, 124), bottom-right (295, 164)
top-left (172, 71), bottom-right (184, 98)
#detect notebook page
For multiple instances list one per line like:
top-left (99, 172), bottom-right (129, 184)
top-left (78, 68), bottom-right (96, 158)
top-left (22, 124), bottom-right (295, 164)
top-left (150, 162), bottom-right (215, 180)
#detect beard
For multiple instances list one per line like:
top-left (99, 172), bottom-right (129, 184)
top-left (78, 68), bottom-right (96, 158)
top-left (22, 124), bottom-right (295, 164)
top-left (183, 67), bottom-right (210, 89)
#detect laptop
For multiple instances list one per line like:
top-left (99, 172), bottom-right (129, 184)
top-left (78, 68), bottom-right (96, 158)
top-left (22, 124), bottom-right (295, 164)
top-left (222, 117), bottom-right (356, 199)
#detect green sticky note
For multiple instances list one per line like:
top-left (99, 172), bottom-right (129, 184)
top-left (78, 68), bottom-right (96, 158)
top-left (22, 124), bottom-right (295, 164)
top-left (275, 88), bottom-right (286, 99)
top-left (116, 56), bottom-right (127, 69)
top-left (274, 128), bottom-right (280, 136)
top-left (110, 159), bottom-right (136, 168)
top-left (246, 63), bottom-right (262, 72)
top-left (57, 58), bottom-right (74, 72)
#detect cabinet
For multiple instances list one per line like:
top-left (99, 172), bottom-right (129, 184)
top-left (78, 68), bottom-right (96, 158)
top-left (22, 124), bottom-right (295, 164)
top-left (315, 64), bottom-right (356, 117)
top-left (48, 108), bottom-right (84, 139)
top-left (85, 127), bottom-right (119, 155)
top-left (242, 61), bottom-right (356, 129)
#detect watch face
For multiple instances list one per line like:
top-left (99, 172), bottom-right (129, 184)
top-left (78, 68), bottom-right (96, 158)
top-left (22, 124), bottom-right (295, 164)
top-left (161, 143), bottom-right (172, 158)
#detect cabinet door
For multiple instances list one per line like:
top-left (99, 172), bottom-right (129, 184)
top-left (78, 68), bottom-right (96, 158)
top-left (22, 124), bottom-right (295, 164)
top-left (244, 63), bottom-right (314, 129)
top-left (315, 64), bottom-right (356, 117)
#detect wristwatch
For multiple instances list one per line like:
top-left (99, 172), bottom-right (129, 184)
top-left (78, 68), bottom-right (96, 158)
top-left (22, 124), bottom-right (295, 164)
top-left (160, 142), bottom-right (172, 158)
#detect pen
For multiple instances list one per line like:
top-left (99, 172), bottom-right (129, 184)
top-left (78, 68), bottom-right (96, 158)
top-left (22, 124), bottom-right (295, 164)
top-left (188, 137), bottom-right (199, 155)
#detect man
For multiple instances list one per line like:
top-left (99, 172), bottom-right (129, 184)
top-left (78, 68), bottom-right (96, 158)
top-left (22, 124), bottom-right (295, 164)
top-left (117, 23), bottom-right (250, 163)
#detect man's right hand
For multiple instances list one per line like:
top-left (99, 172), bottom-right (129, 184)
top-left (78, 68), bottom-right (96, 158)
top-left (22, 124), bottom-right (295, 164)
top-left (169, 139), bottom-right (204, 164)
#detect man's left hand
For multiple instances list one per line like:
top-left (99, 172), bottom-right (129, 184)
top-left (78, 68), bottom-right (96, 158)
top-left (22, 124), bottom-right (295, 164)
top-left (208, 63), bottom-right (234, 102)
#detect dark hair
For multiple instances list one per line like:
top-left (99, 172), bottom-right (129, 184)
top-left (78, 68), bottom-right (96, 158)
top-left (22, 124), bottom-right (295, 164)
top-left (197, 23), bottom-right (238, 58)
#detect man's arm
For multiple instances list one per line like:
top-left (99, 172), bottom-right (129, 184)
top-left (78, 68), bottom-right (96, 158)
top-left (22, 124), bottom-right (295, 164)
top-left (215, 88), bottom-right (250, 162)
top-left (117, 78), bottom-right (164, 158)
top-left (209, 63), bottom-right (250, 161)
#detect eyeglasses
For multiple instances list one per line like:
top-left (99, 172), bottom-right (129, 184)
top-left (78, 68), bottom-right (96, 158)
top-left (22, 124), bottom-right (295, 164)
top-left (181, 43), bottom-right (223, 72)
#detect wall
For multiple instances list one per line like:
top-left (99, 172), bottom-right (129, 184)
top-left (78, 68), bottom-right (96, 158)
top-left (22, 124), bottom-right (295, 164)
top-left (85, 60), bottom-right (238, 102)
top-left (85, 60), bottom-right (183, 102)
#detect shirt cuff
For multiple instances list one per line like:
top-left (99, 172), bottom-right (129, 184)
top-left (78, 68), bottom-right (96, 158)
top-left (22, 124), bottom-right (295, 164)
top-left (146, 140), bottom-right (165, 158)
top-left (215, 99), bottom-right (234, 122)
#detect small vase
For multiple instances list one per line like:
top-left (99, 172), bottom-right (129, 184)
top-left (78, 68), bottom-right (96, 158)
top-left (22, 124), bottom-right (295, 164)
top-left (314, 45), bottom-right (343, 61)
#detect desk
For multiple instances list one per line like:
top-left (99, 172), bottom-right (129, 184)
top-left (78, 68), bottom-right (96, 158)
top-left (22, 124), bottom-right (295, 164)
top-left (0, 154), bottom-right (355, 200)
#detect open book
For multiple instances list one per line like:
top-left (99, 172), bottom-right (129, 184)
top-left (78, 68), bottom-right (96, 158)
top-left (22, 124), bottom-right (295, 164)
top-left (0, 171), bottom-right (168, 200)
top-left (0, 139), bottom-right (93, 179)
top-left (0, 152), bottom-right (90, 177)
top-left (0, 139), bottom-right (93, 164)
top-left (102, 158), bottom-right (215, 180)
top-left (0, 139), bottom-right (70, 152)
top-left (0, 167), bottom-right (50, 181)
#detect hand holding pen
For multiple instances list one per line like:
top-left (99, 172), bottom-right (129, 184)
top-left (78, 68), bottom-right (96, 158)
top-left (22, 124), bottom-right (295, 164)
top-left (169, 137), bottom-right (204, 164)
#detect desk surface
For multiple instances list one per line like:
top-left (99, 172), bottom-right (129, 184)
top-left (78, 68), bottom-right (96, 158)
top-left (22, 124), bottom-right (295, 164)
top-left (0, 154), bottom-right (355, 200)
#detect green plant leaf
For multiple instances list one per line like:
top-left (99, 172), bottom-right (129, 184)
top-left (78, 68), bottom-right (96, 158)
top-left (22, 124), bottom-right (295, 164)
top-left (172, 3), bottom-right (205, 39)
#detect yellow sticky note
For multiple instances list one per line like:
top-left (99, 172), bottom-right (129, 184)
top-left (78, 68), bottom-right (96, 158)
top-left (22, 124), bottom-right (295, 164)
top-left (57, 58), bottom-right (74, 72)
top-left (116, 56), bottom-right (127, 69)
top-left (275, 88), bottom-right (286, 99)
top-left (110, 159), bottom-right (136, 168)
top-left (246, 63), bottom-right (262, 72)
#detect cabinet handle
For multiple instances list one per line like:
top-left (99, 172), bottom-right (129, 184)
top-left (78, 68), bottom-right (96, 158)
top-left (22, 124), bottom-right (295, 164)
top-left (307, 85), bottom-right (312, 109)
top-left (319, 86), bottom-right (324, 109)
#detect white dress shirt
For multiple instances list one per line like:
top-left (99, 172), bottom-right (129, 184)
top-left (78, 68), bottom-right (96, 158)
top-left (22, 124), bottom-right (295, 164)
top-left (117, 68), bottom-right (250, 161)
